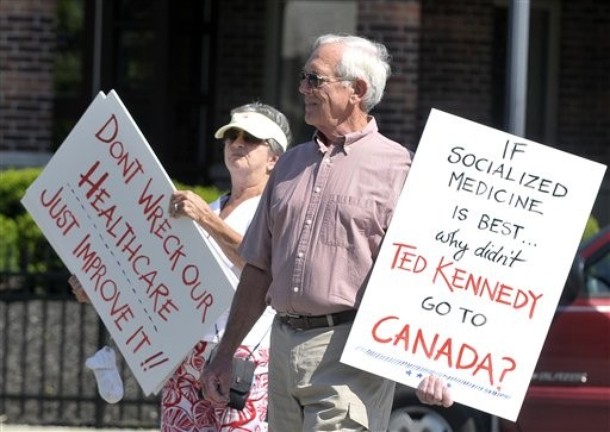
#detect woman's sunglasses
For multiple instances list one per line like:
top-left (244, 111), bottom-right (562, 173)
top-left (223, 128), bottom-right (265, 145)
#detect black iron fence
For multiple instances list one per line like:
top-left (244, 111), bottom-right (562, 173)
top-left (0, 246), bottom-right (159, 428)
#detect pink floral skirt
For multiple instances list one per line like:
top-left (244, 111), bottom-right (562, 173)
top-left (161, 341), bottom-right (269, 432)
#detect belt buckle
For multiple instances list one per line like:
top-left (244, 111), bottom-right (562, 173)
top-left (295, 315), bottom-right (311, 331)
top-left (283, 313), bottom-right (307, 331)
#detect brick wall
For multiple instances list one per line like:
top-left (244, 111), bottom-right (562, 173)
top-left (557, 0), bottom-right (610, 162)
top-left (417, 0), bottom-right (495, 136)
top-left (558, 0), bottom-right (610, 223)
top-left (0, 0), bottom-right (56, 156)
top-left (358, 0), bottom-right (422, 150)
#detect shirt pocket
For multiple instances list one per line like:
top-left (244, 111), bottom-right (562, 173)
top-left (321, 195), bottom-right (375, 249)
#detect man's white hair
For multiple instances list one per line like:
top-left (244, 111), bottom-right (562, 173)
top-left (312, 34), bottom-right (391, 112)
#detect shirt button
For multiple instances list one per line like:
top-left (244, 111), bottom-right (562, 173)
top-left (305, 219), bottom-right (312, 225)
top-left (293, 286), bottom-right (299, 292)
top-left (314, 187), bottom-right (321, 193)
top-left (298, 251), bottom-right (304, 258)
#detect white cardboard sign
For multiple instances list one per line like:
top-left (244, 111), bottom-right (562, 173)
top-left (22, 90), bottom-right (237, 395)
top-left (341, 109), bottom-right (607, 421)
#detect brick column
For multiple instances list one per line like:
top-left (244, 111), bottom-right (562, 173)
top-left (0, 0), bottom-right (56, 159)
top-left (357, 0), bottom-right (422, 150)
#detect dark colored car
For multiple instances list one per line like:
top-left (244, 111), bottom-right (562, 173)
top-left (388, 226), bottom-right (610, 432)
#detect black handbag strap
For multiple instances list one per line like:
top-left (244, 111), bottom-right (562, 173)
top-left (215, 323), bottom-right (271, 360)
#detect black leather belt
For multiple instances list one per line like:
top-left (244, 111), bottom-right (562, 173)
top-left (278, 310), bottom-right (357, 331)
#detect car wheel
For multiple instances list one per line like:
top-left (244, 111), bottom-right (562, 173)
top-left (387, 401), bottom-right (482, 432)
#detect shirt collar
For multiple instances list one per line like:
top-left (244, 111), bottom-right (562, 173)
top-left (313, 116), bottom-right (378, 154)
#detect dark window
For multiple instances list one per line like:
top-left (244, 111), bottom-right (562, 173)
top-left (53, 0), bottom-right (89, 148)
top-left (53, 0), bottom-right (218, 185)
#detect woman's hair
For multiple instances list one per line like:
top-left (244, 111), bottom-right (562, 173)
top-left (231, 102), bottom-right (292, 155)
top-left (312, 34), bottom-right (391, 113)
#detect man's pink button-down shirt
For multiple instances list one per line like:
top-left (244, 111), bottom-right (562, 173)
top-left (240, 118), bottom-right (412, 316)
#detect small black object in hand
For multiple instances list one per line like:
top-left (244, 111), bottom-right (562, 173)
top-left (227, 357), bottom-right (256, 410)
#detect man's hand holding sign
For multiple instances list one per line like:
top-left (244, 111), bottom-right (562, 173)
top-left (341, 109), bottom-right (606, 421)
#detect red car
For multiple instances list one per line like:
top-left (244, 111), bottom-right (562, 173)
top-left (388, 226), bottom-right (610, 432)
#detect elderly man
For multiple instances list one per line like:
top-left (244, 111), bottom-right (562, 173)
top-left (201, 34), bottom-right (451, 431)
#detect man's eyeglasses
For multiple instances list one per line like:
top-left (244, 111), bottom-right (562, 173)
top-left (300, 71), bottom-right (348, 89)
top-left (223, 128), bottom-right (265, 145)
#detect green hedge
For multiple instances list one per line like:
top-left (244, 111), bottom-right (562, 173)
top-left (173, 181), bottom-right (223, 204)
top-left (0, 168), bottom-right (42, 218)
top-left (0, 168), bottom-right (223, 276)
top-left (0, 214), bottom-right (19, 272)
top-left (582, 215), bottom-right (600, 241)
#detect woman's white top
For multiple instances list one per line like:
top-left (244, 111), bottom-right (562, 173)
top-left (201, 194), bottom-right (275, 347)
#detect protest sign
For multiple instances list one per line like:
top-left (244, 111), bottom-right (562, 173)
top-left (21, 90), bottom-right (237, 395)
top-left (341, 109), bottom-right (607, 420)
